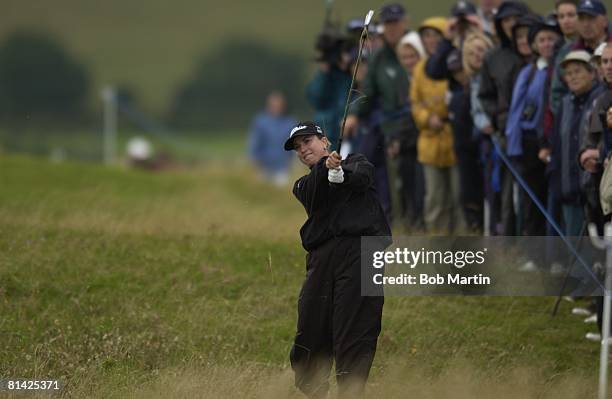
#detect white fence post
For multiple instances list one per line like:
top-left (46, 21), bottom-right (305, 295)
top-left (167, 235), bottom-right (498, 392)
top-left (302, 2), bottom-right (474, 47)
top-left (101, 86), bottom-right (117, 165)
top-left (589, 223), bottom-right (612, 399)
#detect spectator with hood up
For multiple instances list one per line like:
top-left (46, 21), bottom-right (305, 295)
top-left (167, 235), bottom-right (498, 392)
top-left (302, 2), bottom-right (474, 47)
top-left (478, 0), bottom-right (530, 235)
top-left (394, 32), bottom-right (426, 231)
top-left (411, 17), bottom-right (466, 234)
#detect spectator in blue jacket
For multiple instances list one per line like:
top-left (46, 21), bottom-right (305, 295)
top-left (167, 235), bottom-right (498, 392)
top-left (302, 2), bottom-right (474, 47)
top-left (506, 17), bottom-right (561, 235)
top-left (247, 91), bottom-right (296, 186)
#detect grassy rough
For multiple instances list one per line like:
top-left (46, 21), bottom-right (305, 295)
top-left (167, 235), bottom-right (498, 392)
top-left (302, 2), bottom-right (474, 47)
top-left (0, 154), bottom-right (605, 398)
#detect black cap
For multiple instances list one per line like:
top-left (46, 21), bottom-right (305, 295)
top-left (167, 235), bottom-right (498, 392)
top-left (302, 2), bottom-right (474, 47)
top-left (284, 122), bottom-right (325, 151)
top-left (495, 1), bottom-right (530, 21)
top-left (577, 0), bottom-right (607, 17)
top-left (380, 3), bottom-right (406, 23)
top-left (451, 1), bottom-right (477, 17)
top-left (512, 13), bottom-right (541, 38)
top-left (528, 19), bottom-right (562, 45)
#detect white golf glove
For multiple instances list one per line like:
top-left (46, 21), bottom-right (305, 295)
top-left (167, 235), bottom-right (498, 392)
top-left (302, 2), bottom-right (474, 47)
top-left (328, 167), bottom-right (344, 184)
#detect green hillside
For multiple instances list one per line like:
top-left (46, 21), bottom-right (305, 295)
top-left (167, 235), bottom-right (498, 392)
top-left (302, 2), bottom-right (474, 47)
top-left (0, 0), bottom-right (522, 116)
top-left (0, 154), bottom-right (605, 398)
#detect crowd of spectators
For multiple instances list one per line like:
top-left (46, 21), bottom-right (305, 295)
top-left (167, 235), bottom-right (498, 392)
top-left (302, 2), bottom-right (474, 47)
top-left (304, 0), bottom-right (612, 341)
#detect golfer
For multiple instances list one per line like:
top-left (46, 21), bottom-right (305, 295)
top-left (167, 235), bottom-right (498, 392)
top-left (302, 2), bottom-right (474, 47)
top-left (284, 122), bottom-right (391, 398)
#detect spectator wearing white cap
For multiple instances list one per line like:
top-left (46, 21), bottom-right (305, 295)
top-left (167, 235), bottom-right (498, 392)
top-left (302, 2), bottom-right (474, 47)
top-left (592, 42), bottom-right (608, 78)
top-left (394, 32), bottom-right (426, 231)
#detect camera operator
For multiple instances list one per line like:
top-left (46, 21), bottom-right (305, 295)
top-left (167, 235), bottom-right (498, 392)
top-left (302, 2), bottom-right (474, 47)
top-left (426, 0), bottom-right (486, 76)
top-left (306, 23), bottom-right (352, 152)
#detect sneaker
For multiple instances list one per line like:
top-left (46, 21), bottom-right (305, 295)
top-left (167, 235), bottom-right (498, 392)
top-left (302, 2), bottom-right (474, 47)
top-left (550, 263), bottom-right (566, 276)
top-left (572, 307), bottom-right (594, 316)
top-left (563, 296), bottom-right (576, 303)
top-left (518, 260), bottom-right (538, 273)
top-left (586, 332), bottom-right (602, 342)
top-left (584, 314), bottom-right (598, 324)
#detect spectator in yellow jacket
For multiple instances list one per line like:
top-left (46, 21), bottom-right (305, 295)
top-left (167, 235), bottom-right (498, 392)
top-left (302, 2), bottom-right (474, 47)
top-left (411, 17), bottom-right (466, 234)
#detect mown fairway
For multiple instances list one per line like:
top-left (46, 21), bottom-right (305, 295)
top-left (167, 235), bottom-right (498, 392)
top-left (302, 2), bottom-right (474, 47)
top-left (0, 153), bottom-right (606, 398)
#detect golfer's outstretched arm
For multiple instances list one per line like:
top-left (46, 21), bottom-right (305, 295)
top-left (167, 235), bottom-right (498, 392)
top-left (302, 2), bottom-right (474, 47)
top-left (340, 154), bottom-right (374, 192)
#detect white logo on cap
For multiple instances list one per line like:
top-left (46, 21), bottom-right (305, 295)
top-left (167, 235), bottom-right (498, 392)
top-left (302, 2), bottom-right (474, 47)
top-left (290, 125), bottom-right (308, 137)
top-left (290, 125), bottom-right (322, 137)
top-left (584, 0), bottom-right (593, 8)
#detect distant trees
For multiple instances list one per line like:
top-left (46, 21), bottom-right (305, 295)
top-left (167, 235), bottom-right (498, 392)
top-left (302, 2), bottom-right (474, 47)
top-left (0, 32), bottom-right (308, 131)
top-left (169, 38), bottom-right (306, 130)
top-left (0, 32), bottom-right (90, 125)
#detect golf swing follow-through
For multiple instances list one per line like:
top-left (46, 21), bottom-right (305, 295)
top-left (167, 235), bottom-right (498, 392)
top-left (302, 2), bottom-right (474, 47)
top-left (284, 9), bottom-right (392, 399)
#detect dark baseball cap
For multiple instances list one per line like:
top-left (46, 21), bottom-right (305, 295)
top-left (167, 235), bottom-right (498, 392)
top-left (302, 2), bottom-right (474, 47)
top-left (380, 3), bottom-right (406, 23)
top-left (528, 19), bottom-right (561, 45)
top-left (577, 0), bottom-right (607, 16)
top-left (451, 1), bottom-right (477, 17)
top-left (284, 122), bottom-right (325, 151)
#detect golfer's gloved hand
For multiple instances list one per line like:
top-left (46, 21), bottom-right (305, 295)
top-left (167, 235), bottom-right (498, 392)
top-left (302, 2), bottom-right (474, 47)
top-left (328, 167), bottom-right (344, 184)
